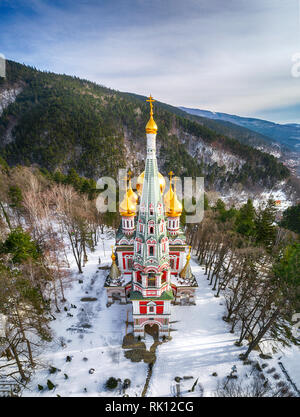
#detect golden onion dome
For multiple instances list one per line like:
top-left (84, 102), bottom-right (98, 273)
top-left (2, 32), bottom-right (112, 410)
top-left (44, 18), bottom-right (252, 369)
top-left (127, 178), bottom-right (138, 204)
top-left (145, 95), bottom-right (158, 134)
top-left (119, 179), bottom-right (137, 217)
top-left (146, 115), bottom-right (158, 134)
top-left (136, 171), bottom-right (166, 196)
top-left (164, 174), bottom-right (182, 217)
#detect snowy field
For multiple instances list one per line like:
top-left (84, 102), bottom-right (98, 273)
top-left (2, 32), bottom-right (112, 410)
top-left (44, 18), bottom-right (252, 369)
top-left (22, 236), bottom-right (300, 397)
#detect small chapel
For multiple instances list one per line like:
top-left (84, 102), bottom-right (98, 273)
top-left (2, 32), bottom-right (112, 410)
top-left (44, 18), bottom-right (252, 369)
top-left (105, 95), bottom-right (198, 339)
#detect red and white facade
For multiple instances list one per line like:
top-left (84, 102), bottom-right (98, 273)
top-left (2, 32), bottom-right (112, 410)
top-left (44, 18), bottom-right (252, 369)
top-left (105, 98), bottom-right (197, 338)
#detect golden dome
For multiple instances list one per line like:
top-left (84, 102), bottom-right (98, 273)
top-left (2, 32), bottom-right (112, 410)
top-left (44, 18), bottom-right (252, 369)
top-left (164, 172), bottom-right (182, 217)
top-left (119, 178), bottom-right (137, 217)
top-left (127, 178), bottom-right (138, 204)
top-left (136, 171), bottom-right (166, 196)
top-left (145, 95), bottom-right (158, 134)
top-left (146, 116), bottom-right (157, 134)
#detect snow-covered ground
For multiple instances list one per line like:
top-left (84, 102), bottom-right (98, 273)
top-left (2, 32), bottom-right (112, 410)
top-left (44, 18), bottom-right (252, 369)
top-left (221, 188), bottom-right (293, 212)
top-left (149, 259), bottom-right (245, 396)
top-left (22, 236), bottom-right (299, 397)
top-left (23, 236), bottom-right (147, 397)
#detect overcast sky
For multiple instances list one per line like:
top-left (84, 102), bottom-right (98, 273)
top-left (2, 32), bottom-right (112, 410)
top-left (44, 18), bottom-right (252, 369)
top-left (1, 0), bottom-right (300, 123)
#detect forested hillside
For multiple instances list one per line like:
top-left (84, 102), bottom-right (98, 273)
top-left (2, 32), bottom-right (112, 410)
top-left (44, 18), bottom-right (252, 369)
top-left (0, 61), bottom-right (294, 195)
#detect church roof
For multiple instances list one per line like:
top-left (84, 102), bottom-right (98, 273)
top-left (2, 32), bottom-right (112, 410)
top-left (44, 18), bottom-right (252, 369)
top-left (130, 289), bottom-right (174, 301)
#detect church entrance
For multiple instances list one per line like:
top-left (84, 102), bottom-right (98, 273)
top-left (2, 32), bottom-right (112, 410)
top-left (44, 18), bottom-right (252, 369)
top-left (180, 292), bottom-right (191, 305)
top-left (111, 292), bottom-right (121, 303)
top-left (144, 323), bottom-right (160, 340)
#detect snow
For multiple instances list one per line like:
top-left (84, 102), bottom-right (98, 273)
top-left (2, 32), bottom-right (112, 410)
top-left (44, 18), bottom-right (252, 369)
top-left (221, 188), bottom-right (293, 212)
top-left (252, 189), bottom-right (292, 211)
top-left (23, 235), bottom-right (147, 397)
top-left (21, 235), bottom-right (299, 397)
top-left (148, 259), bottom-right (247, 396)
top-left (0, 87), bottom-right (22, 115)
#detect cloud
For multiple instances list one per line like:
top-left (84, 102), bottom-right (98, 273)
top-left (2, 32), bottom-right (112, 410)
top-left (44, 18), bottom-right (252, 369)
top-left (1, 0), bottom-right (300, 122)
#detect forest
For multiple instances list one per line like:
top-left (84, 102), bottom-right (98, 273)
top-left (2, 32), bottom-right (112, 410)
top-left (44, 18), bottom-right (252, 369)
top-left (0, 163), bottom-right (111, 385)
top-left (0, 60), bottom-right (293, 194)
top-left (187, 198), bottom-right (300, 360)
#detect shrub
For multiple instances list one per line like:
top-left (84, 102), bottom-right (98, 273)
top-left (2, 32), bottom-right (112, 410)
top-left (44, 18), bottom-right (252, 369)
top-left (123, 379), bottom-right (131, 389)
top-left (105, 377), bottom-right (118, 390)
top-left (47, 380), bottom-right (55, 390)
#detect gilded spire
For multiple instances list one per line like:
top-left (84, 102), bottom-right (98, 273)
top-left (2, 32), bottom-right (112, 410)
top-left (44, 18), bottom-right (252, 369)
top-left (111, 245), bottom-right (116, 261)
top-left (145, 95), bottom-right (158, 134)
top-left (109, 245), bottom-right (121, 280)
top-left (179, 246), bottom-right (192, 279)
top-left (127, 170), bottom-right (138, 204)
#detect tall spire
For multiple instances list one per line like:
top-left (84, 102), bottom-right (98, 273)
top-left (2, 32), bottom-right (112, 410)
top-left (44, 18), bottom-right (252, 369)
top-left (134, 94), bottom-right (168, 275)
top-left (146, 95), bottom-right (158, 134)
top-left (179, 246), bottom-right (192, 279)
top-left (108, 245), bottom-right (121, 281)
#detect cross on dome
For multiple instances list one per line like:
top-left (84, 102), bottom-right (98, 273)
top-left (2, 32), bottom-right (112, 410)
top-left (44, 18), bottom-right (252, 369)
top-left (145, 95), bottom-right (158, 134)
top-left (146, 95), bottom-right (155, 115)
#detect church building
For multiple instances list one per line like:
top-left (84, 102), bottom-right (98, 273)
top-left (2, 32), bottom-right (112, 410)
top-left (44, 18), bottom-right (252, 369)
top-left (105, 96), bottom-right (198, 338)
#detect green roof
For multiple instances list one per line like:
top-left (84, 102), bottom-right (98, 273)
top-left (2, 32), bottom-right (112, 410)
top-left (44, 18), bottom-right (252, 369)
top-left (130, 289), bottom-right (174, 301)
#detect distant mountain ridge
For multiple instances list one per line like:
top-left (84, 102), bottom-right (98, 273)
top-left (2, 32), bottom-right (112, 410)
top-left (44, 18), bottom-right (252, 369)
top-left (179, 107), bottom-right (300, 151)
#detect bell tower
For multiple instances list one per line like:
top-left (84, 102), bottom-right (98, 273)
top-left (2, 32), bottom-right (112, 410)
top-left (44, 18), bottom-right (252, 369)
top-left (131, 95), bottom-right (173, 338)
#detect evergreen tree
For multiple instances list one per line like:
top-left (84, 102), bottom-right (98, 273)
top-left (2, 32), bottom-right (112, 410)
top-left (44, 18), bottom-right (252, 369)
top-left (0, 228), bottom-right (41, 263)
top-left (8, 185), bottom-right (23, 209)
top-left (273, 242), bottom-right (300, 308)
top-left (254, 199), bottom-right (277, 249)
top-left (280, 204), bottom-right (300, 235)
top-left (235, 198), bottom-right (256, 237)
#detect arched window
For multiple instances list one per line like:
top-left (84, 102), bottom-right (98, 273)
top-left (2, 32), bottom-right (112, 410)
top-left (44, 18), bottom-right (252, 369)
top-left (148, 274), bottom-right (156, 287)
top-left (149, 246), bottom-right (154, 256)
top-left (127, 258), bottom-right (133, 270)
top-left (147, 301), bottom-right (156, 313)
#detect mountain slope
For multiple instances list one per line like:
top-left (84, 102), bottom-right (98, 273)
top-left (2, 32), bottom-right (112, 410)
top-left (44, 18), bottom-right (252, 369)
top-left (0, 60), bottom-right (294, 196)
top-left (180, 106), bottom-right (300, 152)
